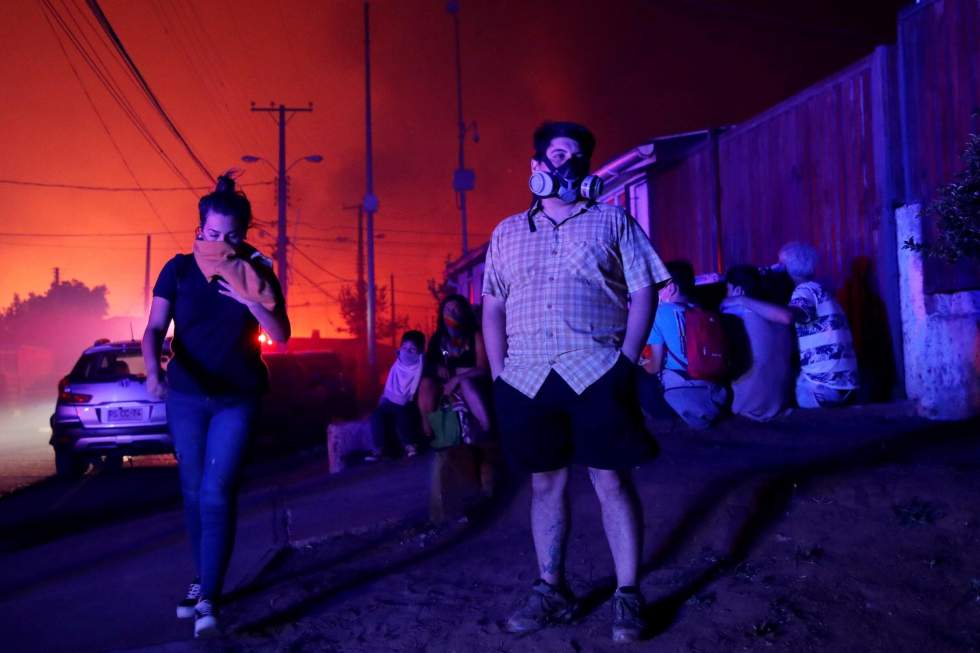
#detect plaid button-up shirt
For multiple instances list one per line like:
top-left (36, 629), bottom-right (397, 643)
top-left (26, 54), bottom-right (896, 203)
top-left (483, 201), bottom-right (670, 398)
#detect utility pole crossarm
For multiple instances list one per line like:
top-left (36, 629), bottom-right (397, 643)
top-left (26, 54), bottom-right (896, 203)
top-left (248, 102), bottom-right (315, 313)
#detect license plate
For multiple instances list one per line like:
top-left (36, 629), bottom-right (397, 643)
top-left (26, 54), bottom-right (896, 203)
top-left (107, 407), bottom-right (144, 422)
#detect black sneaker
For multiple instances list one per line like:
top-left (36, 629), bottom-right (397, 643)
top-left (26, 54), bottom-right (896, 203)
top-left (505, 579), bottom-right (577, 633)
top-left (611, 587), bottom-right (646, 643)
top-left (193, 599), bottom-right (219, 638)
top-left (176, 581), bottom-right (201, 619)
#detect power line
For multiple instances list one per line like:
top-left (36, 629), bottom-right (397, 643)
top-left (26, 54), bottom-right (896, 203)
top-left (148, 0), bottom-right (256, 166)
top-left (85, 0), bottom-right (214, 183)
top-left (41, 0), bottom-right (198, 193)
top-left (294, 234), bottom-right (464, 251)
top-left (291, 242), bottom-right (448, 261)
top-left (300, 223), bottom-right (491, 238)
top-left (289, 242), bottom-right (355, 283)
top-left (174, 0), bottom-right (268, 148)
top-left (294, 234), bottom-right (461, 246)
top-left (0, 178), bottom-right (273, 192)
top-left (0, 239), bottom-right (146, 250)
top-left (39, 1), bottom-right (182, 247)
top-left (289, 265), bottom-right (339, 303)
top-left (0, 230), bottom-right (172, 238)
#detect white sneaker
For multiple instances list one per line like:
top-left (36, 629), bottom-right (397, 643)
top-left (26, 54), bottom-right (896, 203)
top-left (176, 581), bottom-right (201, 619)
top-left (193, 599), bottom-right (219, 638)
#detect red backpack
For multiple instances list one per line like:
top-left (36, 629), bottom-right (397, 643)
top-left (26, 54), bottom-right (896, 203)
top-left (683, 307), bottom-right (729, 380)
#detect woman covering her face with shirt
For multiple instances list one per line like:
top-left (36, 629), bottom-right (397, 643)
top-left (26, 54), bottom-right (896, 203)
top-left (142, 173), bottom-right (290, 639)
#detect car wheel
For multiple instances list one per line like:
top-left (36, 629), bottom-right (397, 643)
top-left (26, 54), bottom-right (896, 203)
top-left (54, 448), bottom-right (89, 479)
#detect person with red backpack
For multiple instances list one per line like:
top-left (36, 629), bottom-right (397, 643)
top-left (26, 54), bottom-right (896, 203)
top-left (641, 260), bottom-right (728, 429)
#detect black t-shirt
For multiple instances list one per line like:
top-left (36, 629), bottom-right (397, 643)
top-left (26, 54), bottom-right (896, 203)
top-left (422, 330), bottom-right (478, 379)
top-left (152, 253), bottom-right (283, 397)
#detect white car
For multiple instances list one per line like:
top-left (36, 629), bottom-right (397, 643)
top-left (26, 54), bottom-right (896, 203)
top-left (49, 339), bottom-right (172, 477)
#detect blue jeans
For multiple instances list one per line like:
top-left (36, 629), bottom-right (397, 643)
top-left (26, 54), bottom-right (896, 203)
top-left (370, 398), bottom-right (421, 453)
top-left (639, 369), bottom-right (727, 429)
top-left (795, 374), bottom-right (854, 408)
top-left (166, 389), bottom-right (258, 601)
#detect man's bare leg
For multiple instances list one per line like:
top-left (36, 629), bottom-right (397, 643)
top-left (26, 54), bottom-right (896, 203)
top-left (505, 467), bottom-right (576, 633)
top-left (531, 467), bottom-right (570, 585)
top-left (588, 468), bottom-right (641, 587)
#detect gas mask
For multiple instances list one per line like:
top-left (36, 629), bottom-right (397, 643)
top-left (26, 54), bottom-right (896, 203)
top-left (528, 156), bottom-right (603, 202)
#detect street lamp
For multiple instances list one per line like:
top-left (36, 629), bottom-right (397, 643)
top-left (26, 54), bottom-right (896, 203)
top-left (293, 154), bottom-right (323, 167)
top-left (241, 153), bottom-right (323, 311)
top-left (242, 154), bottom-right (323, 170)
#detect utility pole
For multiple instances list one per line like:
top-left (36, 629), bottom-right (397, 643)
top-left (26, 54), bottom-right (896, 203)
top-left (342, 202), bottom-right (365, 322)
top-left (250, 101), bottom-right (314, 311)
top-left (53, 267), bottom-right (59, 286)
top-left (356, 206), bottom-right (364, 297)
top-left (447, 0), bottom-right (477, 256)
top-left (144, 234), bottom-right (151, 315)
top-left (390, 273), bottom-right (396, 348)
top-left (363, 0), bottom-right (379, 382)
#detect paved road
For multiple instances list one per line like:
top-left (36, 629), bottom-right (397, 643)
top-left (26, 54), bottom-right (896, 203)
top-left (0, 399), bottom-right (58, 495)
top-left (0, 398), bottom-right (177, 497)
top-left (0, 440), bottom-right (431, 653)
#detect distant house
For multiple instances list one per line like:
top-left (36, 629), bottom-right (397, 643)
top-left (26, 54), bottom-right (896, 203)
top-left (443, 242), bottom-right (489, 307)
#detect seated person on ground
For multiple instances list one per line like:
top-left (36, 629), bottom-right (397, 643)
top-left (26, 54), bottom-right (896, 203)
top-left (418, 294), bottom-right (492, 441)
top-left (641, 260), bottom-right (727, 429)
top-left (719, 241), bottom-right (858, 408)
top-left (720, 264), bottom-right (793, 421)
top-left (368, 330), bottom-right (426, 460)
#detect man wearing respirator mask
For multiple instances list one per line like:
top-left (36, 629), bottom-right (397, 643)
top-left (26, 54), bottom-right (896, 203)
top-left (482, 122), bottom-right (671, 643)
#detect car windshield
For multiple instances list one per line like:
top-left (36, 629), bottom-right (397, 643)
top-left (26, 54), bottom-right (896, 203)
top-left (70, 349), bottom-right (157, 382)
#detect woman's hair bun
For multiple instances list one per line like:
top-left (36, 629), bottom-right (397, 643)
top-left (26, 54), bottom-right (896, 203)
top-left (214, 174), bottom-right (236, 194)
top-left (198, 169), bottom-right (252, 228)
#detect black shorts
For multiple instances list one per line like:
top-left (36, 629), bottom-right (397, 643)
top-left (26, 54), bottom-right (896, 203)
top-left (492, 354), bottom-right (658, 473)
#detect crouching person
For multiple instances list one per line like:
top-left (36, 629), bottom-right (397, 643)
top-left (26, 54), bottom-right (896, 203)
top-left (642, 260), bottom-right (727, 429)
top-left (720, 264), bottom-right (793, 420)
top-left (720, 242), bottom-right (858, 408)
top-left (368, 330), bottom-right (426, 460)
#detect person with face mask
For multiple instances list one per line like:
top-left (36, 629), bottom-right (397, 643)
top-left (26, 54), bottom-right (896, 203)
top-left (366, 330), bottom-right (427, 460)
top-left (142, 173), bottom-right (290, 639)
top-left (418, 294), bottom-right (492, 439)
top-left (482, 122), bottom-right (670, 643)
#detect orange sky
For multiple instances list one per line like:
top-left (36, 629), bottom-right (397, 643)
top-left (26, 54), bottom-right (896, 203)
top-left (0, 0), bottom-right (900, 338)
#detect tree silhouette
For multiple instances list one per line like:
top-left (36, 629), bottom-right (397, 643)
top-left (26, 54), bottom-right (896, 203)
top-left (0, 278), bottom-right (111, 373)
top-left (337, 281), bottom-right (410, 342)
